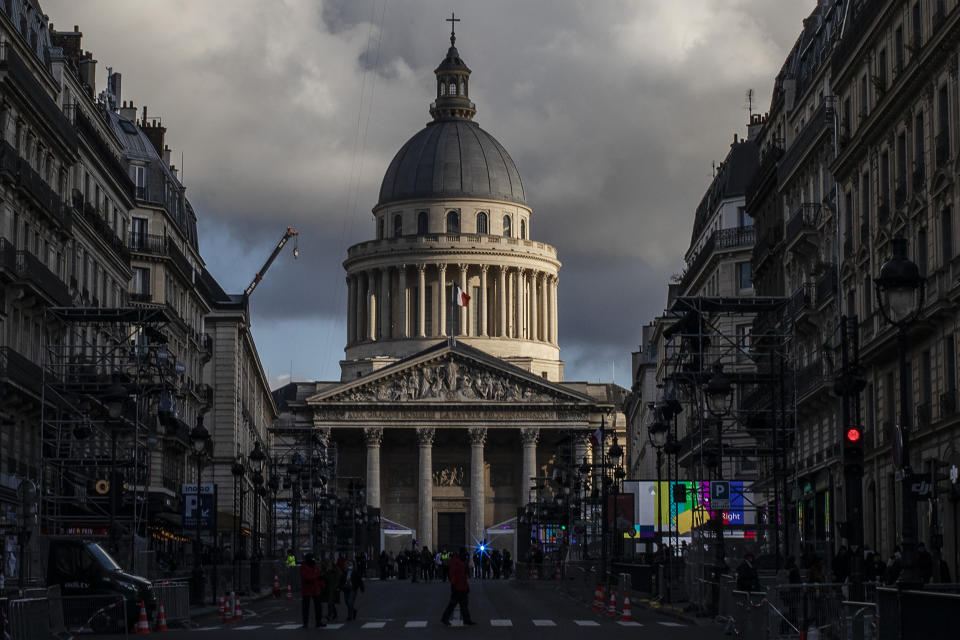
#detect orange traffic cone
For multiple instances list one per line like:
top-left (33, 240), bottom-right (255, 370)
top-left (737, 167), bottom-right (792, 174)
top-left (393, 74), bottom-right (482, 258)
top-left (218, 594), bottom-right (225, 620)
top-left (156, 601), bottom-right (168, 632)
top-left (606, 588), bottom-right (617, 617)
top-left (223, 593), bottom-right (233, 623)
top-left (234, 595), bottom-right (243, 623)
top-left (286, 584), bottom-right (293, 601)
top-left (273, 574), bottom-right (281, 597)
top-left (619, 592), bottom-right (634, 623)
top-left (136, 601), bottom-right (151, 634)
top-left (592, 586), bottom-right (604, 612)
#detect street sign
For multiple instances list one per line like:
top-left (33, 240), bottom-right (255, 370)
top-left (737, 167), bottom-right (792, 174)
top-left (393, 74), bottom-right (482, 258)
top-left (182, 482), bottom-right (216, 529)
top-left (711, 481), bottom-right (730, 510)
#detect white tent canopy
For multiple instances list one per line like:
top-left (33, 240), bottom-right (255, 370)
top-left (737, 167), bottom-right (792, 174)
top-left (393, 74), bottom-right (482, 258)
top-left (484, 516), bottom-right (517, 559)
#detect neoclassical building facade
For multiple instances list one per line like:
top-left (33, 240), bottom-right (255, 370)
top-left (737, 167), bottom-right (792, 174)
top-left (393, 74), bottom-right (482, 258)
top-left (274, 31), bottom-right (625, 553)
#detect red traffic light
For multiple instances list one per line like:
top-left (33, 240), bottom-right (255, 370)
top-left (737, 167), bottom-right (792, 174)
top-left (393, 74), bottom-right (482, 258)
top-left (845, 427), bottom-right (862, 443)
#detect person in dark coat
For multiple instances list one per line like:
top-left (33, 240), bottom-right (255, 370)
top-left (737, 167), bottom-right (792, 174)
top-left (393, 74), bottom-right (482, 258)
top-left (441, 548), bottom-right (476, 626)
top-left (736, 551), bottom-right (762, 592)
top-left (323, 559), bottom-right (342, 622)
top-left (341, 558), bottom-right (365, 621)
top-left (299, 553), bottom-right (325, 628)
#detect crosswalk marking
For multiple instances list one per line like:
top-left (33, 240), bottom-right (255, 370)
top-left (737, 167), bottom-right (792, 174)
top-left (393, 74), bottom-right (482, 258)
top-left (617, 621), bottom-right (643, 626)
top-left (233, 626), bottom-right (262, 630)
top-left (193, 627), bottom-right (220, 631)
top-left (658, 621), bottom-right (685, 627)
top-left (361, 621), bottom-right (386, 629)
top-left (277, 624), bottom-right (300, 630)
top-left (574, 620), bottom-right (601, 626)
top-left (405, 621), bottom-right (428, 628)
top-left (532, 619), bottom-right (556, 626)
top-left (326, 623), bottom-right (344, 629)
top-left (490, 619), bottom-right (512, 626)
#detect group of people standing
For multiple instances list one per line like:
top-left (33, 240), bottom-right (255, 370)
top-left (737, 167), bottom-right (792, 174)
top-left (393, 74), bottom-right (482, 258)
top-left (376, 544), bottom-right (513, 582)
top-left (296, 550), bottom-right (365, 628)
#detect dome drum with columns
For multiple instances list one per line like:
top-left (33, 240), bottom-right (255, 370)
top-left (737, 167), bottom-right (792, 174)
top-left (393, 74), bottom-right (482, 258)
top-left (342, 25), bottom-right (562, 382)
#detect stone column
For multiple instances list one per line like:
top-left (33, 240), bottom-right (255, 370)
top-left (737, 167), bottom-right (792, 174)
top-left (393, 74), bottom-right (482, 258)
top-left (366, 271), bottom-right (376, 341)
top-left (551, 276), bottom-right (559, 345)
top-left (417, 264), bottom-right (427, 338)
top-left (364, 428), bottom-right (383, 509)
top-left (480, 265), bottom-right (488, 337)
top-left (346, 275), bottom-right (356, 345)
top-left (417, 428), bottom-right (435, 549)
top-left (380, 267), bottom-right (391, 340)
top-left (531, 271), bottom-right (539, 341)
top-left (498, 266), bottom-right (507, 337)
top-left (398, 264), bottom-right (408, 339)
top-left (520, 428), bottom-right (539, 500)
top-left (438, 264), bottom-right (447, 337)
top-left (468, 428), bottom-right (487, 542)
top-left (515, 269), bottom-right (524, 339)
top-left (459, 264), bottom-right (468, 337)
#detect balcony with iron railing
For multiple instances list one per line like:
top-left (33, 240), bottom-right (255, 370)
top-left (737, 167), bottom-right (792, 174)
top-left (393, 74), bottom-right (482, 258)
top-left (778, 103), bottom-right (830, 182)
top-left (129, 232), bottom-right (194, 281)
top-left (784, 283), bottom-right (815, 323)
top-left (0, 43), bottom-right (79, 149)
top-left (680, 226), bottom-right (755, 291)
top-left (796, 359), bottom-right (828, 401)
top-left (74, 108), bottom-right (135, 199)
top-left (130, 292), bottom-right (152, 304)
top-left (784, 204), bottom-right (821, 253)
top-left (80, 201), bottom-right (129, 263)
top-left (15, 249), bottom-right (71, 306)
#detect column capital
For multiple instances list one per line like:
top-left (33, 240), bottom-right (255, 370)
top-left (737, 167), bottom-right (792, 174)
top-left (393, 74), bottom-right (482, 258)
top-left (468, 427), bottom-right (487, 446)
top-left (520, 427), bottom-right (540, 445)
top-left (416, 427), bottom-right (436, 446)
top-left (438, 263), bottom-right (447, 274)
top-left (417, 263), bottom-right (427, 273)
top-left (363, 427), bottom-right (383, 446)
top-left (480, 264), bottom-right (489, 274)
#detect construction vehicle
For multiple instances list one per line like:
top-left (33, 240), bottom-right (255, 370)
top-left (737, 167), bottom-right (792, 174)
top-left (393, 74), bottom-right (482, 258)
top-left (243, 227), bottom-right (299, 298)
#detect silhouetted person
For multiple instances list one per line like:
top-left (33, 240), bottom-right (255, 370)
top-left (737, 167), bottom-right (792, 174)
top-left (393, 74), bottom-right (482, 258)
top-left (441, 548), bottom-right (476, 626)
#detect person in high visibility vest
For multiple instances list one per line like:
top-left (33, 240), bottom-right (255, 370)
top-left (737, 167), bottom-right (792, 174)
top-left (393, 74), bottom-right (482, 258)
top-left (286, 548), bottom-right (297, 567)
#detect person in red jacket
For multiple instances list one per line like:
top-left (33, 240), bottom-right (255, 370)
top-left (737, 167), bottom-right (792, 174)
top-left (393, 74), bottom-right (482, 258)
top-left (441, 548), bottom-right (476, 626)
top-left (300, 553), bottom-right (326, 628)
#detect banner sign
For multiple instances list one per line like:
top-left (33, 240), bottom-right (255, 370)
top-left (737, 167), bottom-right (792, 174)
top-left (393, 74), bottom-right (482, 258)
top-left (182, 482), bottom-right (216, 529)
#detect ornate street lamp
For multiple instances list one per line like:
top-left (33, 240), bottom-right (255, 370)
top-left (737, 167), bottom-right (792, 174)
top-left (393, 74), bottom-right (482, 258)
top-left (248, 441), bottom-right (266, 591)
top-left (189, 416), bottom-right (210, 605)
top-left (267, 473), bottom-right (280, 557)
top-left (704, 364), bottom-right (733, 417)
top-left (875, 236), bottom-right (925, 587)
top-left (230, 458), bottom-right (246, 592)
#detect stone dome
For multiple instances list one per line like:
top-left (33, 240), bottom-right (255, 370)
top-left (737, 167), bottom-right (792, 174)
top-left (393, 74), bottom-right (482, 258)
top-left (377, 119), bottom-right (526, 207)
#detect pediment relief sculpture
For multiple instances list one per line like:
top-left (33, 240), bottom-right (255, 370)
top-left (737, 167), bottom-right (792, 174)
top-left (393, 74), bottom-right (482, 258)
top-left (329, 357), bottom-right (561, 404)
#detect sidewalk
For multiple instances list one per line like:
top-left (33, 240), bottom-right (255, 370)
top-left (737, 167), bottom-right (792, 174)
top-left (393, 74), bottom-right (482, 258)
top-left (631, 596), bottom-right (711, 626)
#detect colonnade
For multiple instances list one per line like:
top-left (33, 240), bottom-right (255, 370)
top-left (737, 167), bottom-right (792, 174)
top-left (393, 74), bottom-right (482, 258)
top-left (361, 426), bottom-right (541, 551)
top-left (346, 264), bottom-right (558, 346)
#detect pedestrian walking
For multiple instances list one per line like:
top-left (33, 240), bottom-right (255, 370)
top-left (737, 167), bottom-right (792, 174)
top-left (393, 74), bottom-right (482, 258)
top-left (441, 548), bottom-right (476, 626)
top-left (341, 559), bottom-right (365, 621)
top-left (324, 559), bottom-right (342, 622)
top-left (299, 553), bottom-right (325, 628)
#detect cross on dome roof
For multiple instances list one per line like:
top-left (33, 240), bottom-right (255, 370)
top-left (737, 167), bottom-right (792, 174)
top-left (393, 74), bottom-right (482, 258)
top-left (446, 12), bottom-right (460, 46)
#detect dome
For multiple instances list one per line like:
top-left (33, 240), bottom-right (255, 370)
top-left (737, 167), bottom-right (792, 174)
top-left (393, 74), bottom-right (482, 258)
top-left (377, 119), bottom-right (526, 207)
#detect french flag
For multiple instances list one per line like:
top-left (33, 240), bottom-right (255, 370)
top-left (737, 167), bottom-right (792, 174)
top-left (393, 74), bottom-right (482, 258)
top-left (453, 283), bottom-right (471, 307)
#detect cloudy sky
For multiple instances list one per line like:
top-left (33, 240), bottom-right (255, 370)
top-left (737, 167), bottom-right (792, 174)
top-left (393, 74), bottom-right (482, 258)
top-left (44, 0), bottom-right (813, 388)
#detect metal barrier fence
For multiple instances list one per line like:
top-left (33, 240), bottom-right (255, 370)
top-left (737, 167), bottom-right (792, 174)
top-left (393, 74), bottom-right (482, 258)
top-left (6, 597), bottom-right (51, 640)
top-left (767, 583), bottom-right (844, 638)
top-left (153, 581), bottom-right (190, 625)
top-left (840, 600), bottom-right (877, 640)
top-left (60, 595), bottom-right (130, 635)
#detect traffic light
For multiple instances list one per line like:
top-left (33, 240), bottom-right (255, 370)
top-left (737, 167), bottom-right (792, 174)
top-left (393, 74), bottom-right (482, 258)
top-left (843, 425), bottom-right (864, 473)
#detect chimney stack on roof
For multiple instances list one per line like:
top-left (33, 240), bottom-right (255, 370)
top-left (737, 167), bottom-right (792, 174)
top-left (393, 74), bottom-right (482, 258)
top-left (141, 109), bottom-right (167, 157)
top-left (78, 54), bottom-right (96, 98)
top-left (119, 100), bottom-right (137, 122)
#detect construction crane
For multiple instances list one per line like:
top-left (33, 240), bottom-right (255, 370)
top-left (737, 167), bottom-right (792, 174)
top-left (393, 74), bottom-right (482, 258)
top-left (243, 227), bottom-right (299, 298)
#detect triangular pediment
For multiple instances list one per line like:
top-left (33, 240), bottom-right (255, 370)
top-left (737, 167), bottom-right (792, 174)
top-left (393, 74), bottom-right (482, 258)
top-left (307, 341), bottom-right (594, 406)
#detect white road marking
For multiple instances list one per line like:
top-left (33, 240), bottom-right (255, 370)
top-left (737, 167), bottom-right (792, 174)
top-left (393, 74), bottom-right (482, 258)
top-left (361, 621), bottom-right (386, 629)
top-left (405, 621), bottom-right (428, 628)
top-left (574, 620), bottom-right (601, 626)
top-left (617, 621), bottom-right (643, 626)
top-left (658, 621), bottom-right (685, 627)
top-left (192, 627), bottom-right (221, 631)
top-left (532, 619), bottom-right (556, 626)
top-left (490, 619), bottom-right (512, 626)
top-left (277, 624), bottom-right (301, 630)
top-left (326, 623), bottom-right (344, 629)
top-left (233, 625), bottom-right (262, 630)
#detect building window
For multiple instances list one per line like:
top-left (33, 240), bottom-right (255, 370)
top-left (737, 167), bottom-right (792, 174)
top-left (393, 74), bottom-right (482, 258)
top-left (476, 212), bottom-right (488, 234)
top-left (736, 324), bottom-right (750, 353)
top-left (133, 165), bottom-right (146, 200)
top-left (880, 150), bottom-right (890, 207)
top-left (417, 211), bottom-right (428, 235)
top-left (425, 285), bottom-right (433, 336)
top-left (942, 206), bottom-right (953, 264)
top-left (132, 267), bottom-right (150, 297)
top-left (502, 215), bottom-right (511, 237)
top-left (915, 112), bottom-right (925, 180)
top-left (446, 210), bottom-right (459, 234)
top-left (860, 172), bottom-right (870, 244)
top-left (912, 2), bottom-right (921, 48)
top-left (737, 262), bottom-right (752, 290)
top-left (917, 227), bottom-right (927, 277)
top-left (378, 217), bottom-right (384, 239)
top-left (737, 206), bottom-right (753, 228)
top-left (895, 25), bottom-right (905, 72)
top-left (877, 48), bottom-right (888, 92)
top-left (393, 213), bottom-right (403, 237)
top-left (520, 219), bottom-right (526, 239)
top-left (945, 335), bottom-right (957, 394)
top-left (864, 276), bottom-right (872, 317)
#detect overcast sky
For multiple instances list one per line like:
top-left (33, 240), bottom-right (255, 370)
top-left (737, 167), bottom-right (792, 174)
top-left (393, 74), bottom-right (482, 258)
top-left (43, 0), bottom-right (813, 388)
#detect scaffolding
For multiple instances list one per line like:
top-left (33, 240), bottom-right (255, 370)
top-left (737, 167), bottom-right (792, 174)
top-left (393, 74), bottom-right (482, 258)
top-left (655, 295), bottom-right (795, 603)
top-left (40, 306), bottom-right (181, 568)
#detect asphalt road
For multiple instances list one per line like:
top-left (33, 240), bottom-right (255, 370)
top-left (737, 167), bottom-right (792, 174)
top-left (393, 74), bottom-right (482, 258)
top-left (122, 579), bottom-right (726, 639)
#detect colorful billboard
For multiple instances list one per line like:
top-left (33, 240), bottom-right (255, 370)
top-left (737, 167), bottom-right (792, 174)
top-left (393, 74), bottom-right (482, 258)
top-left (625, 480), bottom-right (754, 537)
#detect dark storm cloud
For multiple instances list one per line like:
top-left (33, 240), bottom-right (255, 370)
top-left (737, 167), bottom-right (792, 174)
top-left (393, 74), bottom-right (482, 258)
top-left (41, 0), bottom-right (815, 383)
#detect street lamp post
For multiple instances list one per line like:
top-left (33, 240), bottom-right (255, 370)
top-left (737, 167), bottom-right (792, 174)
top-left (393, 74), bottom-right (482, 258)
top-left (875, 236), bottom-right (925, 587)
top-left (189, 416), bottom-right (211, 605)
top-left (230, 458), bottom-right (245, 593)
top-left (608, 436), bottom-right (624, 562)
top-left (268, 472), bottom-right (280, 557)
top-left (703, 364), bottom-right (733, 615)
top-left (101, 377), bottom-right (129, 559)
